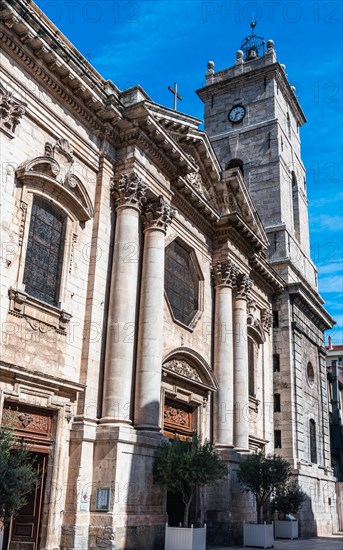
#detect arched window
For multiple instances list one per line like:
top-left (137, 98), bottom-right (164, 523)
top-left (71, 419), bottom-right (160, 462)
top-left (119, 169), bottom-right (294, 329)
top-left (309, 419), bottom-right (317, 463)
top-left (248, 337), bottom-right (256, 397)
top-left (291, 171), bottom-right (300, 242)
top-left (226, 158), bottom-right (244, 176)
top-left (287, 112), bottom-right (291, 139)
top-left (165, 239), bottom-right (200, 326)
top-left (23, 196), bottom-right (66, 306)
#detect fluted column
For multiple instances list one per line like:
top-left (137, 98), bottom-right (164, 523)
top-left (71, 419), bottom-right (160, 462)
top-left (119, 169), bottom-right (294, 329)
top-left (101, 173), bottom-right (146, 423)
top-left (233, 273), bottom-right (252, 450)
top-left (213, 260), bottom-right (238, 446)
top-left (134, 196), bottom-right (175, 430)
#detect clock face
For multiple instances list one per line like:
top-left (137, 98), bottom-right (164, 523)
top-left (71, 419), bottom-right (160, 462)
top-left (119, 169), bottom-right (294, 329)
top-left (228, 105), bottom-right (246, 122)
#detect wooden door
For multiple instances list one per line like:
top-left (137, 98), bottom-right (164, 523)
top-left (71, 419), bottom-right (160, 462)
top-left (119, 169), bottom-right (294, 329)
top-left (4, 454), bottom-right (47, 550)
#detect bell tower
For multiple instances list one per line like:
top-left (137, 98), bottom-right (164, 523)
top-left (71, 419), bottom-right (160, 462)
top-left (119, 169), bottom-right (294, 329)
top-left (197, 26), bottom-right (337, 537)
top-left (197, 24), bottom-right (313, 284)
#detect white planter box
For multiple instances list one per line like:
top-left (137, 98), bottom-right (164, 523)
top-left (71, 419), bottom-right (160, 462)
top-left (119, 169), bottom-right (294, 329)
top-left (243, 522), bottom-right (274, 548)
top-left (274, 520), bottom-right (298, 539)
top-left (165, 523), bottom-right (206, 550)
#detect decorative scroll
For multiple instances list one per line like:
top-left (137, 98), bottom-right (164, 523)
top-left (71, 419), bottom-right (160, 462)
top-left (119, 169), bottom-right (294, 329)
top-left (163, 359), bottom-right (202, 382)
top-left (18, 201), bottom-right (28, 246)
top-left (213, 259), bottom-right (238, 288)
top-left (111, 172), bottom-right (147, 209)
top-left (236, 273), bottom-right (252, 299)
top-left (0, 83), bottom-right (26, 136)
top-left (45, 137), bottom-right (74, 162)
top-left (261, 307), bottom-right (273, 334)
top-left (143, 196), bottom-right (175, 232)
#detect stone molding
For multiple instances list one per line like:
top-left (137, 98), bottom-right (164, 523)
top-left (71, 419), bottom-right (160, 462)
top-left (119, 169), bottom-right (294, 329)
top-left (0, 83), bottom-right (26, 137)
top-left (236, 273), bottom-right (252, 299)
top-left (213, 259), bottom-right (239, 288)
top-left (8, 288), bottom-right (72, 335)
top-left (142, 196), bottom-right (175, 232)
top-left (111, 172), bottom-right (147, 209)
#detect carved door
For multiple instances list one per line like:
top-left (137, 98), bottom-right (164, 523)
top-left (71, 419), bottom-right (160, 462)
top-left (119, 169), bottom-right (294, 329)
top-left (163, 399), bottom-right (193, 440)
top-left (1, 403), bottom-right (53, 550)
top-left (4, 454), bottom-right (47, 550)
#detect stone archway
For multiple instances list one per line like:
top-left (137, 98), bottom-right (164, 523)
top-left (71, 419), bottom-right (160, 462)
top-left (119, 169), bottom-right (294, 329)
top-left (161, 348), bottom-right (218, 526)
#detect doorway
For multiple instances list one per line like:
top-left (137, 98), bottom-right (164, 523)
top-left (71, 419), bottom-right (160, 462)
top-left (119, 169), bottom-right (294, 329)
top-left (3, 453), bottom-right (47, 550)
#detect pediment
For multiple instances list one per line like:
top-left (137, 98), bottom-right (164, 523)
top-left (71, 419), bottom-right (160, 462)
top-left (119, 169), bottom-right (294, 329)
top-left (15, 139), bottom-right (94, 221)
top-left (162, 348), bottom-right (218, 392)
top-left (222, 168), bottom-right (269, 248)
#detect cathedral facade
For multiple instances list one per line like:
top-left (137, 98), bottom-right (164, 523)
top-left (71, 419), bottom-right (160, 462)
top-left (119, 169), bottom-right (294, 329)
top-left (0, 1), bottom-right (338, 548)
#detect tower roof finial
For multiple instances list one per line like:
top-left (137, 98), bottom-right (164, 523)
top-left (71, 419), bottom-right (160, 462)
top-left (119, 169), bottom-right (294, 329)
top-left (241, 21), bottom-right (265, 61)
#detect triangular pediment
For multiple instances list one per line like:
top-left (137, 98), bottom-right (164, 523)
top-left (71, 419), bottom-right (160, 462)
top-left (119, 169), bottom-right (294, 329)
top-left (220, 167), bottom-right (269, 248)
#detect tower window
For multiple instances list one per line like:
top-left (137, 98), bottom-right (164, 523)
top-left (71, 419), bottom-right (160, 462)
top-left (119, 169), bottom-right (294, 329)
top-left (273, 311), bottom-right (279, 328)
top-left (23, 196), bottom-right (66, 306)
top-left (273, 354), bottom-right (280, 372)
top-left (309, 419), bottom-right (317, 463)
top-left (274, 430), bottom-right (282, 448)
top-left (226, 158), bottom-right (244, 176)
top-left (287, 112), bottom-right (291, 139)
top-left (274, 394), bottom-right (281, 412)
top-left (248, 337), bottom-right (256, 397)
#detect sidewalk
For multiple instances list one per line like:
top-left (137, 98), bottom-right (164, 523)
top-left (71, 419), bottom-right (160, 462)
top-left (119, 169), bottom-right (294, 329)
top-left (208, 534), bottom-right (343, 549)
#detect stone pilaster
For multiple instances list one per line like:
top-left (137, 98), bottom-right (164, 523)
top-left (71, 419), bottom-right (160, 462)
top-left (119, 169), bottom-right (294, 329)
top-left (233, 273), bottom-right (252, 450)
top-left (101, 172), bottom-right (146, 423)
top-left (134, 196), bottom-right (175, 430)
top-left (213, 260), bottom-right (238, 446)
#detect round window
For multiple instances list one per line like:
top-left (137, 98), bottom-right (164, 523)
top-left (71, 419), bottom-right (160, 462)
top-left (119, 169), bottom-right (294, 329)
top-left (307, 362), bottom-right (315, 386)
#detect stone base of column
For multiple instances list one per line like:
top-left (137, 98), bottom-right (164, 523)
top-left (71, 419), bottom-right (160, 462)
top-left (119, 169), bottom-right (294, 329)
top-left (87, 426), bottom-right (166, 550)
top-left (98, 416), bottom-right (132, 426)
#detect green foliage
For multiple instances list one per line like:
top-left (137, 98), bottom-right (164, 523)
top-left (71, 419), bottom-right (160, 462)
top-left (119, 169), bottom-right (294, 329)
top-left (0, 426), bottom-right (38, 523)
top-left (272, 480), bottom-right (306, 519)
top-left (237, 451), bottom-right (291, 524)
top-left (153, 434), bottom-right (228, 527)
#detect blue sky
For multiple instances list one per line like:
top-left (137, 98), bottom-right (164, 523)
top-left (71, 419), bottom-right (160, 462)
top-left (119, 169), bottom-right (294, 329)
top-left (36, 0), bottom-right (343, 343)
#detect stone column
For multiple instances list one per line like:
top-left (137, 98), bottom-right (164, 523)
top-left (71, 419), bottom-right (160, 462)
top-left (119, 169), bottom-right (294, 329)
top-left (134, 196), bottom-right (174, 430)
top-left (101, 172), bottom-right (146, 423)
top-left (213, 260), bottom-right (238, 446)
top-left (233, 273), bottom-right (252, 450)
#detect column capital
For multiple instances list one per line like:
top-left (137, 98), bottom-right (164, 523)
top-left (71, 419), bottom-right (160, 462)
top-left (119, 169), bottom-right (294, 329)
top-left (261, 307), bottom-right (273, 334)
top-left (213, 260), bottom-right (238, 288)
top-left (111, 172), bottom-right (147, 209)
top-left (142, 195), bottom-right (175, 233)
top-left (236, 273), bottom-right (252, 299)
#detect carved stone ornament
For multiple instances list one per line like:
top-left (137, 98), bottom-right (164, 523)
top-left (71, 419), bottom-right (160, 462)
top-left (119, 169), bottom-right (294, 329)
top-left (8, 288), bottom-right (72, 335)
top-left (261, 307), bottom-right (273, 333)
top-left (143, 196), bottom-right (175, 232)
top-left (111, 172), bottom-right (147, 209)
top-left (185, 155), bottom-right (211, 200)
top-left (163, 359), bottom-right (202, 383)
top-left (236, 274), bottom-right (252, 299)
top-left (45, 137), bottom-right (74, 162)
top-left (213, 260), bottom-right (239, 288)
top-left (0, 83), bottom-right (27, 136)
top-left (15, 139), bottom-right (94, 221)
top-left (4, 408), bottom-right (50, 435)
top-left (164, 404), bottom-right (192, 432)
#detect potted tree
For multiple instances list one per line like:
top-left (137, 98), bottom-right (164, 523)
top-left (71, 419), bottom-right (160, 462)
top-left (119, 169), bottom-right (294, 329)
top-left (0, 425), bottom-right (37, 550)
top-left (273, 480), bottom-right (306, 539)
top-left (237, 451), bottom-right (291, 549)
top-left (153, 434), bottom-right (228, 550)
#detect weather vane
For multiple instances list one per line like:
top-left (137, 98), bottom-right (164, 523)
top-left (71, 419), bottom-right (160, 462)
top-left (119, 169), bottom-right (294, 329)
top-left (240, 21), bottom-right (266, 61)
top-left (168, 82), bottom-right (182, 111)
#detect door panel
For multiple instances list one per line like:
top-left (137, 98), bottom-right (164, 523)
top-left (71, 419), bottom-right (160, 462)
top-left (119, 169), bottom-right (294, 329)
top-left (4, 454), bottom-right (47, 550)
